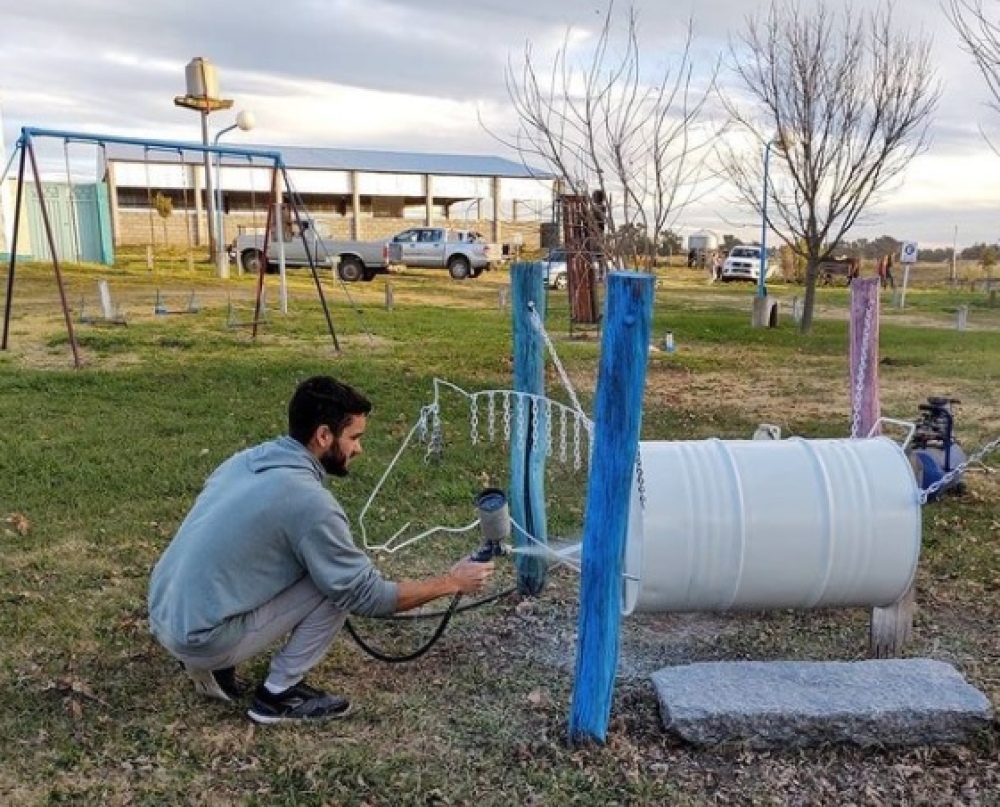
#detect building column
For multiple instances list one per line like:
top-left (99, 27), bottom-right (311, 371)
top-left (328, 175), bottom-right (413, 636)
top-left (424, 174), bottom-right (433, 226)
top-left (491, 175), bottom-right (502, 244)
top-left (193, 163), bottom-right (204, 246)
top-left (351, 170), bottom-right (361, 239)
top-left (106, 162), bottom-right (120, 247)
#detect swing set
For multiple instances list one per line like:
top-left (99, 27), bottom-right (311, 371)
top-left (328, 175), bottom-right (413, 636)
top-left (0, 127), bottom-right (347, 367)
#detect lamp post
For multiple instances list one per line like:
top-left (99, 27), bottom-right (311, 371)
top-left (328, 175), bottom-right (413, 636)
top-left (174, 57), bottom-right (233, 277)
top-left (213, 109), bottom-right (256, 276)
top-left (758, 136), bottom-right (780, 300)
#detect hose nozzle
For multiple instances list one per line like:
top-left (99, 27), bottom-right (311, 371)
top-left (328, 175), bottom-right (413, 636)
top-left (471, 487), bottom-right (510, 562)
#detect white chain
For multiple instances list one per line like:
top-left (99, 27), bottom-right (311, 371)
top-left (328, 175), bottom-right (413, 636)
top-left (919, 434), bottom-right (1000, 504)
top-left (545, 399), bottom-right (554, 458)
top-left (469, 396), bottom-right (480, 444)
top-left (530, 396), bottom-right (540, 452)
top-left (635, 452), bottom-right (647, 510)
top-left (559, 405), bottom-right (569, 464)
top-left (425, 405), bottom-right (443, 463)
top-left (850, 292), bottom-right (877, 439)
top-left (527, 303), bottom-right (585, 417)
top-left (527, 300), bottom-right (643, 508)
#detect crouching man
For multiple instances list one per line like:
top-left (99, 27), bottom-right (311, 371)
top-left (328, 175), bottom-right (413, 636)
top-left (148, 375), bottom-right (494, 724)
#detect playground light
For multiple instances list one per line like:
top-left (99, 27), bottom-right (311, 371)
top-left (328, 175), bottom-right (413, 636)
top-left (757, 131), bottom-right (794, 301)
top-left (213, 110), bottom-right (257, 277)
top-left (758, 136), bottom-right (778, 299)
top-left (174, 57), bottom-right (233, 277)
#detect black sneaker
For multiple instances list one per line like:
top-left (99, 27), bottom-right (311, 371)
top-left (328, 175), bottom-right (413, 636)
top-left (185, 665), bottom-right (243, 702)
top-left (247, 681), bottom-right (351, 725)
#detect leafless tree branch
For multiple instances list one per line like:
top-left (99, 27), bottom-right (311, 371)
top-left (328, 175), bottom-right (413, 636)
top-left (496, 2), bottom-right (721, 271)
top-left (718, 0), bottom-right (938, 332)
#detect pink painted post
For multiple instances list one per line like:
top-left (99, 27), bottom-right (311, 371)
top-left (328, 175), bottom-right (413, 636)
top-left (849, 277), bottom-right (881, 437)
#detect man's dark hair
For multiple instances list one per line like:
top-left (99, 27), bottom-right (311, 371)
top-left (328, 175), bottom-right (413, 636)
top-left (288, 376), bottom-right (372, 445)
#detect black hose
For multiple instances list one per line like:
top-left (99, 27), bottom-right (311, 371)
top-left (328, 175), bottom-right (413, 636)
top-left (358, 585), bottom-right (519, 621)
top-left (343, 584), bottom-right (519, 663)
top-left (344, 593), bottom-right (461, 664)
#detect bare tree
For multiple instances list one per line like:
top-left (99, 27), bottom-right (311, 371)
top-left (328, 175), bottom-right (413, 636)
top-left (502, 2), bottom-right (719, 274)
top-left (719, 0), bottom-right (938, 332)
top-left (945, 0), bottom-right (1000, 149)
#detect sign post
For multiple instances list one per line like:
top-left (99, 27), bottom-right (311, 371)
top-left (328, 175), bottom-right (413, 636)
top-left (898, 241), bottom-right (918, 309)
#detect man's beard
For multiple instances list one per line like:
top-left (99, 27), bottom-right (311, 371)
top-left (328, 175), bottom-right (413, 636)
top-left (320, 445), bottom-right (349, 477)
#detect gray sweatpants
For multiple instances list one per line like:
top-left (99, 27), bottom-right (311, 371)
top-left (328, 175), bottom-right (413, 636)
top-left (167, 577), bottom-right (347, 692)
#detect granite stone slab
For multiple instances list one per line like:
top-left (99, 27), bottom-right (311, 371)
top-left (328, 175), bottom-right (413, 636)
top-left (650, 658), bottom-right (993, 748)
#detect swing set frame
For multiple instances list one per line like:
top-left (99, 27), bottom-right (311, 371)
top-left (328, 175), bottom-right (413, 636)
top-left (1, 127), bottom-right (342, 367)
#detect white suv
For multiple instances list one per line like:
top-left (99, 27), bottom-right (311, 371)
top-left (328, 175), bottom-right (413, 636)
top-left (541, 249), bottom-right (570, 289)
top-left (721, 245), bottom-right (772, 282)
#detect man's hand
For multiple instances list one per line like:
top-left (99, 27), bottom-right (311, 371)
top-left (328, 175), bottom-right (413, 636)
top-left (393, 559), bottom-right (496, 612)
top-left (448, 558), bottom-right (495, 595)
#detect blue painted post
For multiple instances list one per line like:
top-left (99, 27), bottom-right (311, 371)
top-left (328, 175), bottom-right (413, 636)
top-left (568, 271), bottom-right (654, 745)
top-left (510, 260), bottom-right (548, 595)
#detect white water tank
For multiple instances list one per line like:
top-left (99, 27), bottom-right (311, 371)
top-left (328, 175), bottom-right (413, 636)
top-left (686, 229), bottom-right (719, 252)
top-left (185, 57), bottom-right (221, 99)
top-left (622, 437), bottom-right (921, 615)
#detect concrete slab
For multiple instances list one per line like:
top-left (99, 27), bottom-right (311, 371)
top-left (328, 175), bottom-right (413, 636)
top-left (650, 658), bottom-right (993, 749)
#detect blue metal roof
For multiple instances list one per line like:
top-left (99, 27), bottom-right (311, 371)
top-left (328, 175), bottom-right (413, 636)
top-left (102, 141), bottom-right (551, 179)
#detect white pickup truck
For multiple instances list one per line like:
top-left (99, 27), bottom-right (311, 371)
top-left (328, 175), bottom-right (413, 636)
top-left (387, 227), bottom-right (500, 279)
top-left (232, 220), bottom-right (390, 282)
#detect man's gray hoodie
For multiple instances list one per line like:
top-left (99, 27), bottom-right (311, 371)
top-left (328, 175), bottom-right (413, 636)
top-left (148, 436), bottom-right (398, 657)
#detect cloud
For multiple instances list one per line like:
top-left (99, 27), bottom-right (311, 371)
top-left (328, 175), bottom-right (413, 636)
top-left (1, 0), bottom-right (998, 247)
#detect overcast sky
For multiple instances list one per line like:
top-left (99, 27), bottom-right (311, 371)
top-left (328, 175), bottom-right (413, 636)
top-left (2, 0), bottom-right (999, 248)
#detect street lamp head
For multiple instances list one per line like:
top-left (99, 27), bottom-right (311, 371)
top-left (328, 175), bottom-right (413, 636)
top-left (236, 110), bottom-right (256, 132)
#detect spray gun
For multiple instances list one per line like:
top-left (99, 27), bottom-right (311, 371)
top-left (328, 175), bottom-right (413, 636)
top-left (470, 488), bottom-right (511, 562)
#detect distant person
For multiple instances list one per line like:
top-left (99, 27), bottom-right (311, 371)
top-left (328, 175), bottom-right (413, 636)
top-left (878, 254), bottom-right (896, 290)
top-left (148, 376), bottom-right (494, 724)
top-left (687, 248), bottom-right (697, 268)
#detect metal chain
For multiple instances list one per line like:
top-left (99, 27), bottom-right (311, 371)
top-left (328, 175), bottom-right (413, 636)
top-left (424, 405), bottom-right (443, 463)
top-left (559, 405), bottom-right (568, 464)
top-left (919, 434), bottom-right (1000, 504)
top-left (469, 396), bottom-right (479, 445)
top-left (527, 303), bottom-right (585, 417)
top-left (530, 396), bottom-right (540, 453)
top-left (527, 300), bottom-right (643, 508)
top-left (850, 292), bottom-right (877, 439)
top-left (635, 452), bottom-right (647, 510)
top-left (573, 412), bottom-right (583, 471)
top-left (487, 391), bottom-right (496, 442)
top-left (545, 399), bottom-right (554, 458)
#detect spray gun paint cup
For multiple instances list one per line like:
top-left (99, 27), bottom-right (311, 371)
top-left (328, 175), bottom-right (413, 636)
top-left (472, 487), bottom-right (510, 561)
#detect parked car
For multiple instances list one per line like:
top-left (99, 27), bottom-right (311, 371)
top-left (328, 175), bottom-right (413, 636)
top-left (386, 227), bottom-right (500, 279)
top-left (540, 249), bottom-right (608, 289)
top-left (231, 219), bottom-right (390, 281)
top-left (541, 248), bottom-right (570, 289)
top-left (720, 245), bottom-right (776, 282)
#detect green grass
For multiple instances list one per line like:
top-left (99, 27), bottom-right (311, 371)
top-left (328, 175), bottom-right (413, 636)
top-left (0, 260), bottom-right (998, 804)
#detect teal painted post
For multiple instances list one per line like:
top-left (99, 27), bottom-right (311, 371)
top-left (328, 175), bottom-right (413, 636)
top-left (568, 271), bottom-right (654, 744)
top-left (95, 182), bottom-right (115, 266)
top-left (510, 260), bottom-right (548, 595)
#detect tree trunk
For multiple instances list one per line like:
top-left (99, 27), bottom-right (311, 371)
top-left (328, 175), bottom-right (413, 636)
top-left (799, 262), bottom-right (820, 333)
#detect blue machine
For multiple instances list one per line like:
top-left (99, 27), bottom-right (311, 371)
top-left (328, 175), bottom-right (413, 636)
top-left (907, 397), bottom-right (967, 500)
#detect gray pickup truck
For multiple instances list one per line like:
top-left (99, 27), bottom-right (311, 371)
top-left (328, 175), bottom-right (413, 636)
top-left (387, 227), bottom-right (500, 279)
top-left (232, 220), bottom-right (390, 282)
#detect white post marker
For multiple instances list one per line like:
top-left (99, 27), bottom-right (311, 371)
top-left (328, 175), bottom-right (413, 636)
top-left (899, 241), bottom-right (918, 309)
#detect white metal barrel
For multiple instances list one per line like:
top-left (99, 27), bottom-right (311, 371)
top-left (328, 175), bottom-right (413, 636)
top-left (622, 437), bottom-right (921, 615)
